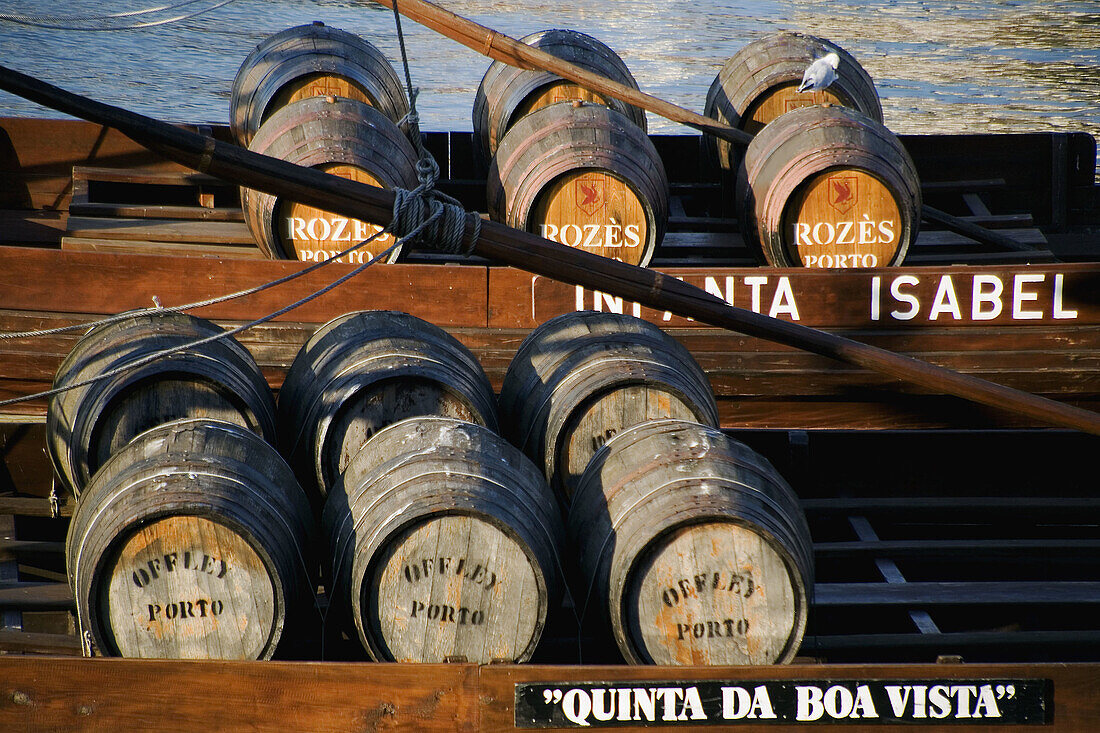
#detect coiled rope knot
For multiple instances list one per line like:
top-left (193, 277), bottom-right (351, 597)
top-left (390, 185), bottom-right (481, 256)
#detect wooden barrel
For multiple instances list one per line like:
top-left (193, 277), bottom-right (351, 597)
top-left (278, 310), bottom-right (499, 503)
top-left (46, 311), bottom-right (276, 497)
top-left (498, 311), bottom-right (718, 503)
top-left (703, 31), bottom-right (883, 172)
top-left (66, 418), bottom-right (315, 660)
top-left (569, 419), bottom-right (814, 665)
top-left (487, 102), bottom-right (668, 267)
top-left (240, 95), bottom-right (420, 262)
top-left (322, 416), bottom-right (565, 663)
top-left (230, 21), bottom-right (409, 147)
top-left (736, 104), bottom-right (922, 268)
top-left (472, 29), bottom-right (647, 165)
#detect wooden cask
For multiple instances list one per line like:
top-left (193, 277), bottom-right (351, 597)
top-left (569, 419), bottom-right (814, 665)
top-left (230, 21), bottom-right (409, 147)
top-left (240, 96), bottom-right (420, 262)
top-left (488, 102), bottom-right (668, 267)
top-left (66, 419), bottom-right (314, 659)
top-left (703, 31), bottom-right (882, 171)
top-left (278, 310), bottom-right (499, 502)
top-left (498, 311), bottom-right (718, 503)
top-left (736, 104), bottom-right (922, 268)
top-left (472, 29), bottom-right (647, 165)
top-left (47, 311), bottom-right (276, 497)
top-left (322, 417), bottom-right (565, 663)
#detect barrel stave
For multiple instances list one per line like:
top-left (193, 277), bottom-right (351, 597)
top-left (569, 419), bottom-right (813, 666)
top-left (241, 96), bottom-right (419, 261)
top-left (487, 102), bottom-right (668, 267)
top-left (66, 419), bottom-right (314, 660)
top-left (47, 311), bottom-right (276, 496)
top-left (473, 29), bottom-right (646, 165)
top-left (230, 22), bottom-right (409, 147)
top-left (278, 311), bottom-right (499, 502)
top-left (322, 417), bottom-right (564, 664)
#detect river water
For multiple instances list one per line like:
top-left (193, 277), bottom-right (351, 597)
top-left (1, 0), bottom-right (1098, 144)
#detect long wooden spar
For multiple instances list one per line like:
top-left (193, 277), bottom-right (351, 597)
top-left (0, 64), bottom-right (1097, 436)
top-left (372, 0), bottom-right (1040, 255)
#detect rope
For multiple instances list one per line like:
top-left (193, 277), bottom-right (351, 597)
top-left (383, 0), bottom-right (481, 254)
top-left (0, 0), bottom-right (240, 31)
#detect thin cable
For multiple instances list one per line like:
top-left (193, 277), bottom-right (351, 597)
top-left (1, 195), bottom-right (450, 410)
top-left (1, 227), bottom-right (388, 341)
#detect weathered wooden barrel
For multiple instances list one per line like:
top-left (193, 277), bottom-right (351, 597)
top-left (240, 95), bottom-right (420, 262)
top-left (487, 102), bottom-right (668, 267)
top-left (472, 29), bottom-right (647, 165)
top-left (66, 418), bottom-right (315, 660)
top-left (569, 419), bottom-right (814, 665)
top-left (703, 31), bottom-right (883, 171)
top-left (498, 311), bottom-right (718, 503)
top-left (278, 310), bottom-right (499, 502)
top-left (230, 21), bottom-right (409, 147)
top-left (736, 104), bottom-right (922, 268)
top-left (322, 416), bottom-right (565, 663)
top-left (46, 311), bottom-right (276, 497)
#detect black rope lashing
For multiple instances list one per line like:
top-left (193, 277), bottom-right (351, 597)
top-left (390, 186), bottom-right (480, 255)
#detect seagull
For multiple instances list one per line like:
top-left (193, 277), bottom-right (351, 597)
top-left (797, 52), bottom-right (840, 93)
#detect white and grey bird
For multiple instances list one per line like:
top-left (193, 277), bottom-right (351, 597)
top-left (797, 52), bottom-right (840, 93)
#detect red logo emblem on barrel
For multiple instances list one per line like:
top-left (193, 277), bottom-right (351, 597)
top-left (828, 175), bottom-right (858, 214)
top-left (575, 179), bottom-right (606, 216)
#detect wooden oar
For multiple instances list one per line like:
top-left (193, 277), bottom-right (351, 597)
top-left (0, 64), bottom-right (1095, 436)
top-left (373, 0), bottom-right (1044, 255)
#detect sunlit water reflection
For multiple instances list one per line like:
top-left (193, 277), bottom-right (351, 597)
top-left (1, 0), bottom-right (1097, 145)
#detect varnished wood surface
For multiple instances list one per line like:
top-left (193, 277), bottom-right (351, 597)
top-left (0, 658), bottom-right (1096, 731)
top-left (0, 657), bottom-right (479, 732)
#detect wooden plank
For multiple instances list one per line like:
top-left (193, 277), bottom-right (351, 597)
top-left (803, 496), bottom-right (1100, 516)
top-left (0, 211), bottom-right (67, 245)
top-left (0, 582), bottom-right (73, 610)
top-left (814, 581), bottom-right (1100, 606)
top-left (0, 658), bottom-right (478, 732)
top-left (0, 629), bottom-right (81, 655)
top-left (0, 247), bottom-right (489, 327)
top-left (71, 166), bottom-right (230, 187)
top-left (61, 237), bottom-right (265, 259)
top-left (0, 496), bottom-right (73, 518)
top-left (66, 202), bottom-right (244, 221)
top-left (815, 538), bottom-right (1100, 559)
top-left (64, 217), bottom-right (255, 245)
top-left (803, 629), bottom-right (1100, 652)
top-left (714, 397), bottom-right (1100, 431)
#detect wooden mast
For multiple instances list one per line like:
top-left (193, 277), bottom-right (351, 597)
top-left (0, 64), bottom-right (1096, 436)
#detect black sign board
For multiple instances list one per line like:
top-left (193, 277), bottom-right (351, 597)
top-left (515, 679), bottom-right (1051, 727)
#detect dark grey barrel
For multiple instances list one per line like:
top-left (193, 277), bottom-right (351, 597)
top-left (322, 416), bottom-right (565, 663)
top-left (498, 311), bottom-right (718, 503)
top-left (278, 310), bottom-right (499, 503)
top-left (569, 419), bottom-right (814, 665)
top-left (240, 95), bottom-right (420, 261)
top-left (230, 21), bottom-right (409, 147)
top-left (47, 311), bottom-right (276, 497)
top-left (473, 28), bottom-right (647, 165)
top-left (703, 31), bottom-right (883, 172)
top-left (66, 418), bottom-right (315, 660)
top-left (487, 101), bottom-right (668, 267)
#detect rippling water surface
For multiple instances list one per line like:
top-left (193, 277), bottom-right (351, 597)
top-left (1, 0), bottom-right (1098, 143)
